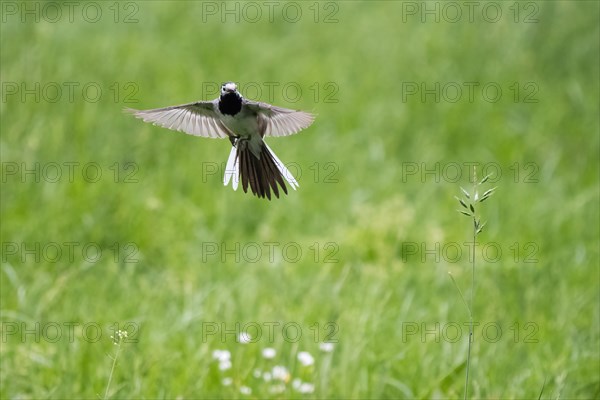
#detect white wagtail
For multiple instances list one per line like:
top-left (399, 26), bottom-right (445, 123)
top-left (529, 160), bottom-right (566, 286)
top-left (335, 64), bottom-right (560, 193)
top-left (126, 82), bottom-right (315, 200)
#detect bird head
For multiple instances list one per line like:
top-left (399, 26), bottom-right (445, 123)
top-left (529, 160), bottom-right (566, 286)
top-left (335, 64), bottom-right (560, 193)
top-left (221, 82), bottom-right (238, 95)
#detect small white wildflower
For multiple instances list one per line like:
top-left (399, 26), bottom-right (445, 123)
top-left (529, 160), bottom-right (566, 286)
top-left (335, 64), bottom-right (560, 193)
top-left (271, 365), bottom-right (290, 382)
top-left (298, 382), bottom-right (315, 394)
top-left (292, 378), bottom-right (302, 389)
top-left (319, 342), bottom-right (334, 352)
top-left (218, 360), bottom-right (232, 371)
top-left (239, 386), bottom-right (252, 395)
top-left (253, 369), bottom-right (262, 378)
top-left (297, 351), bottom-right (314, 367)
top-left (263, 371), bottom-right (272, 382)
top-left (112, 329), bottom-right (128, 344)
top-left (222, 377), bottom-right (233, 386)
top-left (238, 332), bottom-right (252, 344)
top-left (212, 349), bottom-right (231, 362)
top-left (269, 383), bottom-right (286, 394)
top-left (262, 347), bottom-right (276, 359)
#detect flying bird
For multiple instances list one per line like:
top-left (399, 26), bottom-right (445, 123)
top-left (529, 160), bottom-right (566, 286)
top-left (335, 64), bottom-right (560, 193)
top-left (126, 82), bottom-right (315, 200)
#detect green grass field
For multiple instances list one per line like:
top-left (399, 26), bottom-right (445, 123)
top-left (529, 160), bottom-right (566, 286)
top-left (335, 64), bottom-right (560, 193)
top-left (1, 1), bottom-right (599, 398)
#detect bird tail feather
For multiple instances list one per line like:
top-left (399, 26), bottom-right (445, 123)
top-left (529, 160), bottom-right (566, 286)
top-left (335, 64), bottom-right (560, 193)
top-left (223, 140), bottom-right (297, 200)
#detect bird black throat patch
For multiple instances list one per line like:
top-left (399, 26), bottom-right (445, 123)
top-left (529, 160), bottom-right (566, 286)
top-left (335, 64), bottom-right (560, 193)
top-left (218, 92), bottom-right (243, 116)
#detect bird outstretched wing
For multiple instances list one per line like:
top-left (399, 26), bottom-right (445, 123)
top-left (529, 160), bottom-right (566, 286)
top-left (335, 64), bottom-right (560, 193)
top-left (125, 101), bottom-right (232, 139)
top-left (245, 101), bottom-right (316, 137)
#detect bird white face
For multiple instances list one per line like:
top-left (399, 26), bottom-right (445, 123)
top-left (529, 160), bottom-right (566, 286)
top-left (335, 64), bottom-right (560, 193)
top-left (221, 82), bottom-right (237, 94)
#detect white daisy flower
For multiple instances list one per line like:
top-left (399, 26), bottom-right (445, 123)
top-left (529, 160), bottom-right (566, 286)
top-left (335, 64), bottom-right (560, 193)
top-left (238, 332), bottom-right (252, 344)
top-left (269, 383), bottom-right (286, 394)
top-left (272, 365), bottom-right (290, 382)
top-left (240, 386), bottom-right (252, 395)
top-left (263, 371), bottom-right (272, 382)
top-left (298, 382), bottom-right (315, 394)
top-left (212, 349), bottom-right (231, 362)
top-left (319, 342), bottom-right (335, 352)
top-left (292, 378), bottom-right (315, 394)
top-left (222, 377), bottom-right (233, 386)
top-left (297, 351), bottom-right (314, 366)
top-left (218, 360), bottom-right (232, 371)
top-left (262, 347), bottom-right (276, 359)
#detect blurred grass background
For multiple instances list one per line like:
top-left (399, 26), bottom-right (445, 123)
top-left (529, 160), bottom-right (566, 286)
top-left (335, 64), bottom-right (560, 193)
top-left (1, 1), bottom-right (599, 398)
